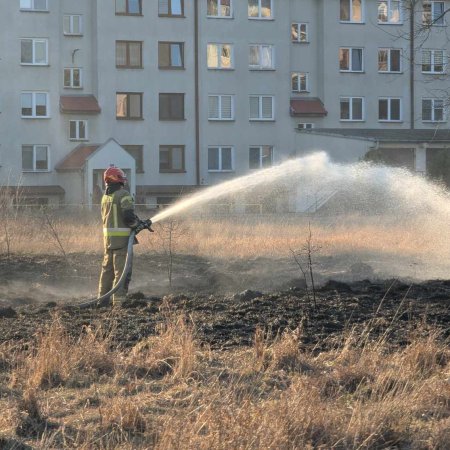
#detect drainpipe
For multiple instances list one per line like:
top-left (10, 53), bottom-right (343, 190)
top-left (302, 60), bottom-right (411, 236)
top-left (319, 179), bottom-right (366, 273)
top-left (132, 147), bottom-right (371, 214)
top-left (194, 0), bottom-right (200, 185)
top-left (409, 1), bottom-right (415, 129)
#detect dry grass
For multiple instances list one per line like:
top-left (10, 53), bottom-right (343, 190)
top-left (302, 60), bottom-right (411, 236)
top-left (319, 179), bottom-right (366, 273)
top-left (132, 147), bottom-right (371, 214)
top-left (1, 313), bottom-right (450, 449)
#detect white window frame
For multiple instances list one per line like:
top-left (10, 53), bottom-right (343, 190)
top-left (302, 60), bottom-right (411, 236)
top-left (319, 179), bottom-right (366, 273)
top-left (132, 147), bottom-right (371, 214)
top-left (69, 120), bottom-right (88, 140)
top-left (207, 0), bottom-right (233, 18)
top-left (207, 43), bottom-right (234, 69)
top-left (249, 145), bottom-right (274, 169)
top-left (208, 94), bottom-right (235, 121)
top-left (340, 0), bottom-right (364, 23)
top-left (291, 72), bottom-right (309, 93)
top-left (208, 146), bottom-right (235, 172)
top-left (249, 95), bottom-right (274, 121)
top-left (377, 0), bottom-right (403, 24)
top-left (378, 97), bottom-right (402, 122)
top-left (63, 14), bottom-right (83, 35)
top-left (423, 1), bottom-right (446, 26)
top-left (298, 123), bottom-right (314, 129)
top-left (21, 92), bottom-right (50, 118)
top-left (339, 47), bottom-right (364, 72)
top-left (20, 0), bottom-right (48, 11)
top-left (249, 44), bottom-right (274, 70)
top-left (22, 144), bottom-right (50, 172)
top-left (340, 96), bottom-right (364, 121)
top-left (422, 49), bottom-right (446, 74)
top-left (378, 48), bottom-right (402, 73)
top-left (63, 68), bottom-right (83, 88)
top-left (248, 0), bottom-right (273, 19)
top-left (291, 23), bottom-right (309, 43)
top-left (20, 38), bottom-right (48, 65)
top-left (422, 98), bottom-right (446, 122)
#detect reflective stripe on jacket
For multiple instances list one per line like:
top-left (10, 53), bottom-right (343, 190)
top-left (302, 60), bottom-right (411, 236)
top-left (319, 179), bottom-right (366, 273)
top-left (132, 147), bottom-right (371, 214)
top-left (101, 188), bottom-right (134, 250)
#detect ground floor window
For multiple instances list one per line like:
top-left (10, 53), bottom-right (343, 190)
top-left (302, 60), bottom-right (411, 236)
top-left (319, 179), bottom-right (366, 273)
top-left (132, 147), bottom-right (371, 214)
top-left (159, 145), bottom-right (185, 172)
top-left (249, 145), bottom-right (273, 169)
top-left (208, 146), bottom-right (234, 171)
top-left (22, 145), bottom-right (49, 172)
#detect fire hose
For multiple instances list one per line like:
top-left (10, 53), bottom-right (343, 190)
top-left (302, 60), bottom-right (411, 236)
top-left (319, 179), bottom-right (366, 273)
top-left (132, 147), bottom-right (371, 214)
top-left (75, 219), bottom-right (153, 309)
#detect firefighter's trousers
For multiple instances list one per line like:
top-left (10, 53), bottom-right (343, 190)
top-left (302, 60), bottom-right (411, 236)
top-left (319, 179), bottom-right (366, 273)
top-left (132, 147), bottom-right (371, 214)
top-left (98, 247), bottom-right (132, 305)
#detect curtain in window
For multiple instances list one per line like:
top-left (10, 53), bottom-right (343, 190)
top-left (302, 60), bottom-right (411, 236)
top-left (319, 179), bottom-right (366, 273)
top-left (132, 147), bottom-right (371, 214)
top-left (116, 0), bottom-right (126, 13)
top-left (248, 0), bottom-right (258, 17)
top-left (221, 0), bottom-right (231, 16)
top-left (433, 2), bottom-right (445, 24)
top-left (261, 0), bottom-right (271, 17)
top-left (352, 98), bottom-right (363, 120)
top-left (261, 97), bottom-right (272, 119)
top-left (21, 94), bottom-right (32, 116)
top-left (35, 146), bottom-right (48, 170)
top-left (116, 42), bottom-right (127, 66)
top-left (222, 148), bottom-right (232, 170)
top-left (261, 46), bottom-right (272, 68)
top-left (159, 0), bottom-right (169, 14)
top-left (208, 96), bottom-right (219, 119)
top-left (339, 49), bottom-right (349, 70)
top-left (35, 93), bottom-right (47, 116)
top-left (261, 146), bottom-right (272, 167)
top-left (129, 42), bottom-right (141, 67)
top-left (391, 99), bottom-right (400, 120)
top-left (422, 50), bottom-right (432, 72)
top-left (434, 100), bottom-right (444, 120)
top-left (340, 0), bottom-right (350, 20)
top-left (171, 0), bottom-right (182, 15)
top-left (351, 49), bottom-right (362, 71)
top-left (377, 1), bottom-right (387, 22)
top-left (21, 40), bottom-right (32, 63)
top-left (170, 44), bottom-right (182, 66)
top-left (22, 146), bottom-right (34, 170)
top-left (73, 69), bottom-right (81, 87)
top-left (35, 41), bottom-right (46, 64)
top-left (207, 0), bottom-right (218, 15)
top-left (340, 98), bottom-right (350, 120)
top-left (249, 97), bottom-right (259, 119)
top-left (378, 99), bottom-right (388, 120)
top-left (70, 121), bottom-right (77, 138)
top-left (249, 147), bottom-right (261, 168)
top-left (116, 94), bottom-right (127, 117)
top-left (208, 147), bottom-right (219, 170)
top-left (221, 45), bottom-right (231, 68)
top-left (129, 0), bottom-right (141, 14)
top-left (207, 44), bottom-right (219, 68)
top-left (79, 121), bottom-right (86, 139)
top-left (378, 49), bottom-right (388, 71)
top-left (221, 96), bottom-right (232, 119)
top-left (20, 0), bottom-right (32, 8)
top-left (172, 147), bottom-right (183, 170)
top-left (422, 99), bottom-right (432, 120)
top-left (390, 50), bottom-right (400, 71)
top-left (158, 43), bottom-right (170, 67)
top-left (352, 0), bottom-right (362, 21)
top-left (159, 148), bottom-right (170, 170)
top-left (434, 51), bottom-right (444, 72)
top-left (390, 0), bottom-right (401, 23)
top-left (34, 0), bottom-right (47, 9)
top-left (72, 16), bottom-right (81, 34)
top-left (249, 45), bottom-right (259, 66)
top-left (129, 94), bottom-right (141, 118)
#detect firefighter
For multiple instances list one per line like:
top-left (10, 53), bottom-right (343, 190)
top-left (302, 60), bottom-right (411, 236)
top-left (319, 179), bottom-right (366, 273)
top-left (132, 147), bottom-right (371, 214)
top-left (98, 165), bottom-right (141, 306)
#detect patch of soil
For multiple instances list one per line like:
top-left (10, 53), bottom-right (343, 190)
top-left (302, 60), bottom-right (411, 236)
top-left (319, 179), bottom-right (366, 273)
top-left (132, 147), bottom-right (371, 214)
top-left (1, 279), bottom-right (449, 351)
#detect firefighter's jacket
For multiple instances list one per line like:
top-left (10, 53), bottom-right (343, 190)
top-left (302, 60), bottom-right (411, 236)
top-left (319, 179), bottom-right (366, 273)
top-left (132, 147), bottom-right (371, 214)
top-left (101, 187), bottom-right (135, 250)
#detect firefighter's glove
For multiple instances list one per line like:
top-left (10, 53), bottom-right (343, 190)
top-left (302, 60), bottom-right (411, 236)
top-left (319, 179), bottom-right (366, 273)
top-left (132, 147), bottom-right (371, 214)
top-left (134, 219), bottom-right (154, 234)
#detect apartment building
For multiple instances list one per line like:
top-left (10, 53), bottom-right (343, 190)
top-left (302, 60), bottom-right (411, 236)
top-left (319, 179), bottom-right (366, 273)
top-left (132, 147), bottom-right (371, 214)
top-left (0, 0), bottom-right (449, 208)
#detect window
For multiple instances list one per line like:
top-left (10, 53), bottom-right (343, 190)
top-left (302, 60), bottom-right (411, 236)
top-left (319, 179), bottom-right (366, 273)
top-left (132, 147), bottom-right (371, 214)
top-left (422, 49), bottom-right (445, 73)
top-left (64, 68), bottom-right (82, 88)
top-left (69, 120), bottom-right (88, 140)
top-left (115, 0), bottom-right (142, 15)
top-left (63, 15), bottom-right (83, 35)
top-left (249, 146), bottom-right (273, 169)
top-left (339, 47), bottom-right (363, 72)
top-left (249, 45), bottom-right (274, 69)
top-left (20, 38), bottom-right (48, 65)
top-left (208, 146), bottom-right (234, 171)
top-left (116, 41), bottom-right (143, 68)
top-left (159, 145), bottom-right (185, 172)
top-left (207, 0), bottom-right (232, 17)
top-left (208, 95), bottom-right (234, 120)
top-left (340, 0), bottom-right (363, 22)
top-left (116, 93), bottom-right (143, 119)
top-left (207, 43), bottom-right (233, 69)
top-left (159, 0), bottom-right (184, 16)
top-left (291, 73), bottom-right (309, 92)
top-left (159, 93), bottom-right (185, 120)
top-left (22, 145), bottom-right (49, 172)
top-left (21, 92), bottom-right (49, 118)
top-left (423, 1), bottom-right (445, 26)
top-left (248, 0), bottom-right (272, 19)
top-left (340, 97), bottom-right (364, 121)
top-left (158, 42), bottom-right (184, 68)
top-left (298, 123), bottom-right (314, 129)
top-left (422, 98), bottom-right (445, 121)
top-left (377, 0), bottom-right (402, 23)
top-left (378, 48), bottom-right (401, 72)
top-left (20, 0), bottom-right (48, 11)
top-left (123, 145), bottom-right (144, 172)
top-left (378, 98), bottom-right (401, 121)
top-left (291, 23), bottom-right (308, 43)
top-left (249, 95), bottom-right (274, 121)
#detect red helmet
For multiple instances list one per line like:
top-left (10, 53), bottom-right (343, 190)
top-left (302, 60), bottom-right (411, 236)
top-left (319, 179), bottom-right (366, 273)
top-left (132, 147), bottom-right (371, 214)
top-left (104, 166), bottom-right (127, 185)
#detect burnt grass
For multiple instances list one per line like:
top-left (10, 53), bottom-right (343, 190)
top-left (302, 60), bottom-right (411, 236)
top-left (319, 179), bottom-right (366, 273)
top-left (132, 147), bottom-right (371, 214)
top-left (1, 276), bottom-right (450, 351)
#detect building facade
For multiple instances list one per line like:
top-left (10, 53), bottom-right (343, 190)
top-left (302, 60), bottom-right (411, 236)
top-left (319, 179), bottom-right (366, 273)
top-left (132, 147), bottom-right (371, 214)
top-left (0, 0), bottom-right (449, 208)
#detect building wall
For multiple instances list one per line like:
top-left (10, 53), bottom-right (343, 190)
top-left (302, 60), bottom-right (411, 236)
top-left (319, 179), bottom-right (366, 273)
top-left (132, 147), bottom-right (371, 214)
top-left (0, 0), bottom-right (449, 203)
